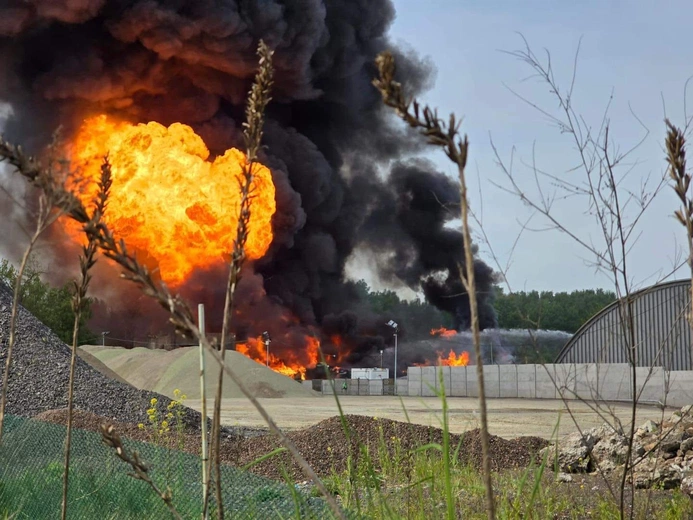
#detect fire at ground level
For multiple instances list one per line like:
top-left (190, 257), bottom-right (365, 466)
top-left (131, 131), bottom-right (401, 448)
top-left (195, 327), bottom-right (574, 380)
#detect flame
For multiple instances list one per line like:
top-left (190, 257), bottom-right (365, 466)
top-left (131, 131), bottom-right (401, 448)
top-left (437, 349), bottom-right (470, 366)
top-left (304, 336), bottom-right (320, 367)
top-left (235, 335), bottom-right (321, 380)
top-left (66, 114), bottom-right (276, 286)
top-left (430, 327), bottom-right (457, 338)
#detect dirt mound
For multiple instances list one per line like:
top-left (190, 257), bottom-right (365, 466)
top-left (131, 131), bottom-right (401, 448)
top-left (32, 407), bottom-right (548, 483)
top-left (80, 345), bottom-right (319, 400)
top-left (0, 283), bottom-right (200, 429)
top-left (229, 414), bottom-right (549, 480)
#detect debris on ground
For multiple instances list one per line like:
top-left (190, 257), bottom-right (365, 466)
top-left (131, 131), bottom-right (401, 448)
top-left (541, 405), bottom-right (693, 498)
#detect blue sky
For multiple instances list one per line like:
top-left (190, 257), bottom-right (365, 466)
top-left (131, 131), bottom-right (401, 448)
top-left (371, 0), bottom-right (693, 294)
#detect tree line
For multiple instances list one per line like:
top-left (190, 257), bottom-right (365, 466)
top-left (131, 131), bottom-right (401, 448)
top-left (492, 287), bottom-right (616, 334)
top-left (355, 280), bottom-right (616, 338)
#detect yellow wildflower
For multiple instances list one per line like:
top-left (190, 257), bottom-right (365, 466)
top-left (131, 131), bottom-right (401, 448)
top-left (150, 397), bottom-right (157, 406)
top-left (167, 412), bottom-right (173, 419)
top-left (174, 388), bottom-right (181, 397)
top-left (146, 408), bottom-right (156, 415)
top-left (180, 394), bottom-right (187, 400)
top-left (161, 421), bottom-right (169, 429)
top-left (138, 423), bottom-right (144, 429)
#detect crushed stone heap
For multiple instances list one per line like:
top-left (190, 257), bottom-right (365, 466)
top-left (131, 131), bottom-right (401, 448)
top-left (0, 280), bottom-right (201, 429)
top-left (542, 405), bottom-right (693, 498)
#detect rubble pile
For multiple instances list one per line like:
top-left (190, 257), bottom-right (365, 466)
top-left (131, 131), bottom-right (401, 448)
top-left (542, 405), bottom-right (693, 497)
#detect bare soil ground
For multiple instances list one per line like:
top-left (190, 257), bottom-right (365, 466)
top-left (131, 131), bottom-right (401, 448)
top-left (184, 396), bottom-right (673, 440)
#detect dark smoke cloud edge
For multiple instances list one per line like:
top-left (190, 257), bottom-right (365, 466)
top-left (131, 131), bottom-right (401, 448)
top-left (0, 0), bottom-right (497, 365)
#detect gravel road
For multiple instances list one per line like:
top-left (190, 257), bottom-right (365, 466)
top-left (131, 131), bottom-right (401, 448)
top-left (185, 395), bottom-right (672, 440)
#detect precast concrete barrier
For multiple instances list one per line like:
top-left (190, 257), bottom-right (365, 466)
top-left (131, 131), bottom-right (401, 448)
top-left (402, 363), bottom-right (693, 408)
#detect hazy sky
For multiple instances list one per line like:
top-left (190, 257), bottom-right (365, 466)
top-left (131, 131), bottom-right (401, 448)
top-left (376, 0), bottom-right (693, 294)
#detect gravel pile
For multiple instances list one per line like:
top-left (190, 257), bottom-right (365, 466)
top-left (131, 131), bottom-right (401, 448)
top-left (0, 281), bottom-right (202, 429)
top-left (33, 408), bottom-right (548, 482)
top-left (229, 414), bottom-right (549, 480)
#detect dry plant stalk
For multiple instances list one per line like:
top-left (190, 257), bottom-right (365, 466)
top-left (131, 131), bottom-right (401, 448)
top-left (100, 423), bottom-right (183, 520)
top-left (0, 134), bottom-right (77, 443)
top-left (665, 120), bottom-right (693, 364)
top-left (373, 50), bottom-right (496, 520)
top-left (0, 48), bottom-right (346, 520)
top-left (60, 160), bottom-right (111, 520)
top-left (204, 40), bottom-right (274, 520)
top-left (495, 39), bottom-right (669, 519)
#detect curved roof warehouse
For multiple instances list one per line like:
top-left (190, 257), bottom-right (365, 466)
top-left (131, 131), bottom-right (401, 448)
top-left (555, 279), bottom-right (693, 371)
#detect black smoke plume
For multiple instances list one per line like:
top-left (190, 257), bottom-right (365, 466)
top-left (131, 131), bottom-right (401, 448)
top-left (0, 0), bottom-right (497, 364)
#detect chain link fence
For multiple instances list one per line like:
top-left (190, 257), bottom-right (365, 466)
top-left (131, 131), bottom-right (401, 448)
top-left (0, 414), bottom-right (351, 519)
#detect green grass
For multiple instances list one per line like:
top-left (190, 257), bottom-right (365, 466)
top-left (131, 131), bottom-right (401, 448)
top-left (320, 442), bottom-right (693, 519)
top-left (314, 374), bottom-right (693, 520)
top-left (2, 391), bottom-right (692, 520)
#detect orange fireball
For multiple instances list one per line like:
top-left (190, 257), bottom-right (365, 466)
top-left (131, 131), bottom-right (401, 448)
top-left (67, 114), bottom-right (276, 286)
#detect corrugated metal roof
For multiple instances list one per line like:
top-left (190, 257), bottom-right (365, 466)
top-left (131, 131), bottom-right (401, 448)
top-left (554, 279), bottom-right (692, 370)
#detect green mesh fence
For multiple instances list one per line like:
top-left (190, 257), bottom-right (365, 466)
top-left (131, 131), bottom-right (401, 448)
top-left (0, 414), bottom-right (349, 519)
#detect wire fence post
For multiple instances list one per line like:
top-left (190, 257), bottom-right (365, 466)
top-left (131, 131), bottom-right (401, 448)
top-left (198, 303), bottom-right (209, 517)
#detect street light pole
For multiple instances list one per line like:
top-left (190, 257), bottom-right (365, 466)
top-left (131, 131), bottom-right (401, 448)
top-left (394, 331), bottom-right (398, 391)
top-left (386, 320), bottom-right (399, 394)
top-left (380, 350), bottom-right (383, 369)
top-left (262, 331), bottom-right (271, 367)
top-left (101, 331), bottom-right (110, 346)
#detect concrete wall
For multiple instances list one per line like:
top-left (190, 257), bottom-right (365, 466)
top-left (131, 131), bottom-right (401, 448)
top-left (403, 363), bottom-right (693, 407)
top-left (318, 378), bottom-right (397, 396)
top-left (305, 363), bottom-right (692, 406)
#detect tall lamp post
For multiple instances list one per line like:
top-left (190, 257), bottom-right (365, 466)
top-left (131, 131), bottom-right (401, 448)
top-left (386, 320), bottom-right (398, 393)
top-left (101, 331), bottom-right (110, 346)
top-left (262, 331), bottom-right (271, 366)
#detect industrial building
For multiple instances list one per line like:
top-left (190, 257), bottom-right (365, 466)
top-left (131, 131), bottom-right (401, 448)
top-left (554, 279), bottom-right (692, 370)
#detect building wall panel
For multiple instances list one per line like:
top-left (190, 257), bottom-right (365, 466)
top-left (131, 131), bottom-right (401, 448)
top-left (555, 280), bottom-right (692, 371)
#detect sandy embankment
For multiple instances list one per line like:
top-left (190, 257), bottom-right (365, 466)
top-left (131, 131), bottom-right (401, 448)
top-left (79, 345), bottom-right (319, 400)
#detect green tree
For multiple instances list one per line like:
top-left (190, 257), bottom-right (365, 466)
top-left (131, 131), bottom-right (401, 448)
top-left (494, 286), bottom-right (616, 333)
top-left (0, 258), bottom-right (96, 345)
